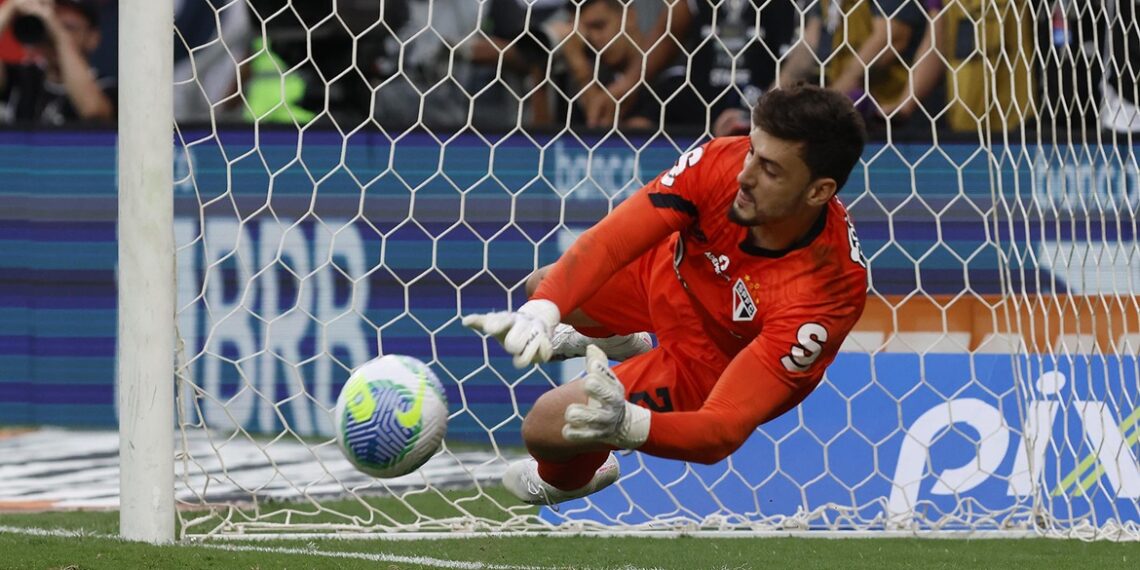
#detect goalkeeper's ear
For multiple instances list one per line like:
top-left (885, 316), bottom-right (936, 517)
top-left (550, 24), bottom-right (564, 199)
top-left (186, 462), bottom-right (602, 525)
top-left (806, 178), bottom-right (838, 207)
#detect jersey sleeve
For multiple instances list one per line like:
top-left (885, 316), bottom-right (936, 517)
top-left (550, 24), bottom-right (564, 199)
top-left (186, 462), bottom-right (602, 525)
top-left (529, 187), bottom-right (676, 317)
top-left (641, 137), bottom-right (741, 229)
top-left (532, 138), bottom-right (739, 316)
top-left (638, 296), bottom-right (865, 463)
top-left (742, 296), bottom-right (864, 392)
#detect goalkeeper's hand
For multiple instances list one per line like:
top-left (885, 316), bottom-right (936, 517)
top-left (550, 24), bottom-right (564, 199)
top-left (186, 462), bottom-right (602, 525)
top-left (562, 345), bottom-right (650, 449)
top-left (462, 299), bottom-right (560, 368)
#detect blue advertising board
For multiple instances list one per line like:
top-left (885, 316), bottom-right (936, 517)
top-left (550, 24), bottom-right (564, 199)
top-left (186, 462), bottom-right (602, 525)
top-left (543, 352), bottom-right (1140, 530)
top-left (1, 129), bottom-right (1138, 529)
top-left (3, 130), bottom-right (1139, 428)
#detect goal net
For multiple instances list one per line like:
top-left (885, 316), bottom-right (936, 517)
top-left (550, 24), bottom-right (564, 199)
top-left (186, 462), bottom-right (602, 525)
top-left (165, 0), bottom-right (1140, 539)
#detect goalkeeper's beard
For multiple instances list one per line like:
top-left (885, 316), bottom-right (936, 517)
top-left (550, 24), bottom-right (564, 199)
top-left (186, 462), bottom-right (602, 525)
top-left (727, 188), bottom-right (768, 227)
top-left (727, 181), bottom-right (813, 227)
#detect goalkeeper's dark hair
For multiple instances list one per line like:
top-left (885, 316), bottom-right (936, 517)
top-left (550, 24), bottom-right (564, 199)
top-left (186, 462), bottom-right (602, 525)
top-left (751, 84), bottom-right (866, 192)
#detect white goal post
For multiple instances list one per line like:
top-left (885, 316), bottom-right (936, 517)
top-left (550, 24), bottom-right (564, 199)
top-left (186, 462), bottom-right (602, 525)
top-left (117, 0), bottom-right (175, 544)
top-left (115, 0), bottom-right (1140, 541)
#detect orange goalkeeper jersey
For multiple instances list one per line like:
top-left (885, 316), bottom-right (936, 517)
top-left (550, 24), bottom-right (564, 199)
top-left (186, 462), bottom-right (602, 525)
top-left (533, 136), bottom-right (868, 461)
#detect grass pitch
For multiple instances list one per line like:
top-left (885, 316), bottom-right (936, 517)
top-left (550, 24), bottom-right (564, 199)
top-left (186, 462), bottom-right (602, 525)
top-left (1, 497), bottom-right (1137, 570)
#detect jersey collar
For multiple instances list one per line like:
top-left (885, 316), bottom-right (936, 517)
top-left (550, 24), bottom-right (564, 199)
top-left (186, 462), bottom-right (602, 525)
top-left (738, 206), bottom-right (828, 258)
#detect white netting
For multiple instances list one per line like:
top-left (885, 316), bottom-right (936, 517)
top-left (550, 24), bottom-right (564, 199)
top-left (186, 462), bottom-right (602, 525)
top-left (171, 0), bottom-right (1140, 539)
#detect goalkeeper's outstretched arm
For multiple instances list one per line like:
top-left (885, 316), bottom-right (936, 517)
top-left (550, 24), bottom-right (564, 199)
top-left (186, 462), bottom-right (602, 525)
top-left (562, 344), bottom-right (802, 464)
top-left (531, 187), bottom-right (682, 317)
top-left (464, 184), bottom-right (686, 367)
top-left (561, 302), bottom-right (864, 464)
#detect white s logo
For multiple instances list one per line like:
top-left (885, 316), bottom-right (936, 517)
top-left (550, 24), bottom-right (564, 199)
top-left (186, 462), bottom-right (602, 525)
top-left (780, 323), bottom-right (828, 372)
top-left (845, 215), bottom-right (866, 267)
top-left (660, 147), bottom-right (704, 187)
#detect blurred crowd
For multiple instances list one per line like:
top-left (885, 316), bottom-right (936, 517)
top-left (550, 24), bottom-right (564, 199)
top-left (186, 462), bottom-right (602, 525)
top-left (0, 0), bottom-right (1137, 136)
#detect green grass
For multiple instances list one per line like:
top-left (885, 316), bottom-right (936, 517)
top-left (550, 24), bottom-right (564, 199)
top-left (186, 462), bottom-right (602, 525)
top-left (2, 501), bottom-right (1138, 570)
top-left (1, 525), bottom-right (1138, 570)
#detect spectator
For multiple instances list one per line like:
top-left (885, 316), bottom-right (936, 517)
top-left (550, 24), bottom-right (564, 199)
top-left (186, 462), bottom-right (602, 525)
top-left (1101, 0), bottom-right (1138, 132)
top-left (452, 0), bottom-right (689, 130)
top-left (668, 0), bottom-right (800, 136)
top-left (769, 5), bottom-right (824, 101)
top-left (458, 0), bottom-right (568, 127)
top-left (0, 1), bottom-right (26, 64)
top-left (174, 0), bottom-right (251, 123)
top-left (242, 36), bottom-right (316, 125)
top-left (370, 0), bottom-right (492, 130)
top-left (84, 0), bottom-right (112, 79)
top-left (236, 0), bottom-right (410, 127)
top-left (556, 0), bottom-right (659, 129)
top-left (935, 0), bottom-right (1034, 133)
top-left (800, 0), bottom-right (947, 129)
top-left (0, 0), bottom-right (113, 124)
top-left (788, 0), bottom-right (1033, 135)
top-left (539, 0), bottom-right (688, 130)
top-left (821, 0), bottom-right (931, 121)
top-left (876, 0), bottom-right (944, 123)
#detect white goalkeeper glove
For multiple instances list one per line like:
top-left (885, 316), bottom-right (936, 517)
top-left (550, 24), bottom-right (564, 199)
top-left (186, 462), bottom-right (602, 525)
top-left (562, 345), bottom-right (651, 449)
top-left (462, 299), bottom-right (561, 368)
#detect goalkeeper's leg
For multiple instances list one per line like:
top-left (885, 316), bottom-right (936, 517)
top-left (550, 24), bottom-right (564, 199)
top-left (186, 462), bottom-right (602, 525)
top-left (501, 373), bottom-right (621, 505)
top-left (501, 451), bottom-right (619, 506)
top-left (524, 264), bottom-right (653, 362)
top-left (503, 348), bottom-right (711, 505)
top-left (500, 263), bottom-right (660, 505)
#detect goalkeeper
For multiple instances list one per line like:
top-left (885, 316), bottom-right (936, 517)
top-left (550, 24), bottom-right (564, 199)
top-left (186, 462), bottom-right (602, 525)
top-left (464, 84), bottom-right (869, 505)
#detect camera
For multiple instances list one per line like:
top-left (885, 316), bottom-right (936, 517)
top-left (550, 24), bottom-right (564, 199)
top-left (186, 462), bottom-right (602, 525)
top-left (11, 14), bottom-right (47, 46)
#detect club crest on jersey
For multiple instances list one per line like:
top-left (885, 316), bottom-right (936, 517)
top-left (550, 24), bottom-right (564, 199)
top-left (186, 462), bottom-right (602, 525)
top-left (732, 278), bottom-right (757, 321)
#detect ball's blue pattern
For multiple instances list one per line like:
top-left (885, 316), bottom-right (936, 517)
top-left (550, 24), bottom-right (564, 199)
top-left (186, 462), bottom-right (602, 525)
top-left (340, 381), bottom-right (420, 469)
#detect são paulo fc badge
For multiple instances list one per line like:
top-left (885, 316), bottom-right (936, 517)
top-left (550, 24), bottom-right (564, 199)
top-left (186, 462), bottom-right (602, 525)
top-left (732, 278), bottom-right (757, 321)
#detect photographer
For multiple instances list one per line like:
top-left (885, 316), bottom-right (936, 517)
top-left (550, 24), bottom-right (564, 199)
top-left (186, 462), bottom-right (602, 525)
top-left (0, 0), bottom-right (113, 124)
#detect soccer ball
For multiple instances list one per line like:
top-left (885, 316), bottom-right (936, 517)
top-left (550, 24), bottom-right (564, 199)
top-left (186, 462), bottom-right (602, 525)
top-left (333, 354), bottom-right (448, 478)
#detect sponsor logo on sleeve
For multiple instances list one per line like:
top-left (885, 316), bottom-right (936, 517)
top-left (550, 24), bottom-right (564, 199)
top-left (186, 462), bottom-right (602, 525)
top-left (705, 251), bottom-right (731, 281)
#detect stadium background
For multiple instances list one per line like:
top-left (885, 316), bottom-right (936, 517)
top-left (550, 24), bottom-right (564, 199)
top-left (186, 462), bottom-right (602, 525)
top-left (8, 130), bottom-right (1134, 428)
top-left (2, 128), bottom-right (1138, 527)
top-left (1, 0), bottom-right (1139, 539)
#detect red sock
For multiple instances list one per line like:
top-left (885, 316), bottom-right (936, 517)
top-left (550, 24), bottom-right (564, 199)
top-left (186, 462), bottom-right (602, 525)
top-left (573, 325), bottom-right (616, 339)
top-left (536, 452), bottom-right (610, 491)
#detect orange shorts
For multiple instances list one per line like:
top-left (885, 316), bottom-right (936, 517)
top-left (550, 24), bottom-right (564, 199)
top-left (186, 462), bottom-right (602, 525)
top-left (576, 250), bottom-right (726, 413)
